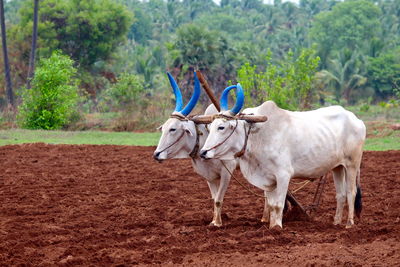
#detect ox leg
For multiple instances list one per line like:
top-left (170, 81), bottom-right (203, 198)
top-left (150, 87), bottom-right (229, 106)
top-left (207, 164), bottom-right (232, 227)
top-left (206, 179), bottom-right (220, 226)
top-left (261, 191), bottom-right (270, 223)
top-left (345, 167), bottom-right (358, 228)
top-left (267, 175), bottom-right (290, 229)
top-left (333, 166), bottom-right (346, 225)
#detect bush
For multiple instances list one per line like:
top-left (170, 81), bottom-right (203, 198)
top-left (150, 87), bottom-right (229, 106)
top-left (18, 51), bottom-right (79, 129)
top-left (99, 73), bottom-right (146, 112)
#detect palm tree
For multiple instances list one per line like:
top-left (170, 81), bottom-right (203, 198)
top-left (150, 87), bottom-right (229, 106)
top-left (0, 0), bottom-right (13, 107)
top-left (27, 0), bottom-right (39, 89)
top-left (315, 50), bottom-right (367, 104)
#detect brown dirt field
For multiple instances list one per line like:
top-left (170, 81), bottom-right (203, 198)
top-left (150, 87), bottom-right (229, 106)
top-left (0, 144), bottom-right (399, 266)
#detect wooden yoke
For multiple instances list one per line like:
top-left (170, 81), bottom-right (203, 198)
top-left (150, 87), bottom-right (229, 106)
top-left (191, 114), bottom-right (268, 124)
top-left (237, 114), bottom-right (268, 123)
top-left (196, 71), bottom-right (221, 112)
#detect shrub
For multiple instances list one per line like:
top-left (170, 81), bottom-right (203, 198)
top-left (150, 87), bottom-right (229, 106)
top-left (99, 73), bottom-right (146, 112)
top-left (18, 51), bottom-right (79, 129)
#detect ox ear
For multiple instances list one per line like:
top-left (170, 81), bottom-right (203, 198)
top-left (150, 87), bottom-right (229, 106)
top-left (183, 125), bottom-right (194, 136)
top-left (229, 120), bottom-right (236, 129)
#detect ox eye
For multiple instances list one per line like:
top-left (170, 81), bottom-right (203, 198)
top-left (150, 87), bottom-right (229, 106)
top-left (169, 128), bottom-right (176, 132)
top-left (218, 126), bottom-right (225, 131)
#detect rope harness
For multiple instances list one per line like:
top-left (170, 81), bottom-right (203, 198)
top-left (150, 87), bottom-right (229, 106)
top-left (201, 113), bottom-right (252, 159)
top-left (189, 126), bottom-right (201, 159)
top-left (202, 119), bottom-right (238, 154)
top-left (155, 130), bottom-right (185, 156)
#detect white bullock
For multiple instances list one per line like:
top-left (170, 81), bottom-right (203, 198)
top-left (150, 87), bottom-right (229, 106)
top-left (153, 72), bottom-right (238, 226)
top-left (200, 85), bottom-right (366, 229)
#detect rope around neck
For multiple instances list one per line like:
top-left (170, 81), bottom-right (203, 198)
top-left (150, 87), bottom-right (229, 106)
top-left (234, 123), bottom-right (252, 158)
top-left (220, 160), bottom-right (270, 198)
top-left (202, 119), bottom-right (238, 155)
top-left (156, 130), bottom-right (185, 156)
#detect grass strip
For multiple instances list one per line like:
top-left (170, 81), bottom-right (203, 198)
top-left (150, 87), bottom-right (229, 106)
top-left (0, 129), bottom-right (161, 146)
top-left (0, 129), bottom-right (398, 151)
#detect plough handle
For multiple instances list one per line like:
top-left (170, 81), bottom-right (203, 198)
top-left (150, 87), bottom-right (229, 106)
top-left (196, 71), bottom-right (221, 112)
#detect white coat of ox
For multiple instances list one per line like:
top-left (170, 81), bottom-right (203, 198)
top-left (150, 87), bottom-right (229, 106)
top-left (200, 85), bottom-right (366, 229)
top-left (153, 72), bottom-right (239, 227)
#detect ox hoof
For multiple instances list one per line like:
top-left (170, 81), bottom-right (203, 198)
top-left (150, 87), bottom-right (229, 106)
top-left (333, 218), bottom-right (342, 225)
top-left (345, 222), bottom-right (354, 229)
top-left (209, 221), bottom-right (222, 227)
top-left (261, 217), bottom-right (269, 223)
top-left (269, 224), bottom-right (283, 231)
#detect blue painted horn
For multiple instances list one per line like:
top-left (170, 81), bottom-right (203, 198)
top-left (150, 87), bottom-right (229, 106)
top-left (167, 72), bottom-right (183, 112)
top-left (167, 71), bottom-right (201, 116)
top-left (220, 83), bottom-right (244, 115)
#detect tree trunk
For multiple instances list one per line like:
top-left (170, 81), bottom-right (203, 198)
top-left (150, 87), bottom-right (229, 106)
top-left (0, 0), bottom-right (14, 107)
top-left (27, 0), bottom-right (39, 89)
top-left (343, 86), bottom-right (352, 104)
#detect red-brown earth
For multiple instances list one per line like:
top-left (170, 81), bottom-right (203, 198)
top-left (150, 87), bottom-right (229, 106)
top-left (0, 144), bottom-right (399, 266)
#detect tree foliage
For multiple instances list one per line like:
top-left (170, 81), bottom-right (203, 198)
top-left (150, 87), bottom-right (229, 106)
top-left (2, 0), bottom-right (400, 116)
top-left (367, 47), bottom-right (400, 99)
top-left (310, 0), bottom-right (382, 53)
top-left (237, 48), bottom-right (320, 110)
top-left (12, 0), bottom-right (133, 68)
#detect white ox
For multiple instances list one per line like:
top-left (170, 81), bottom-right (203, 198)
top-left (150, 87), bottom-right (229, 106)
top-left (200, 92), bottom-right (366, 229)
top-left (153, 72), bottom-right (239, 226)
top-left (154, 104), bottom-right (238, 226)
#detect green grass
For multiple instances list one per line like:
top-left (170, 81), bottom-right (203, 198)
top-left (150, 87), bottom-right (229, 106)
top-left (364, 136), bottom-right (400, 151)
top-left (0, 129), bottom-right (161, 146)
top-left (346, 104), bottom-right (400, 122)
top-left (0, 129), bottom-right (398, 151)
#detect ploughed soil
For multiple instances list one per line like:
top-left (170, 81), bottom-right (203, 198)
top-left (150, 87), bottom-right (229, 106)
top-left (0, 144), bottom-right (399, 266)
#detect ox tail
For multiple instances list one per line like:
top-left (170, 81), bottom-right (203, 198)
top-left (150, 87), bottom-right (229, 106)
top-left (354, 168), bottom-right (362, 219)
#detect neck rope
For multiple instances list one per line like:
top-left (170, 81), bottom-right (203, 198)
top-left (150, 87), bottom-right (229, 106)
top-left (202, 117), bottom-right (252, 158)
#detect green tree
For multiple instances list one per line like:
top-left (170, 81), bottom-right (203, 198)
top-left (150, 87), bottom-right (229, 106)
top-left (12, 0), bottom-right (133, 69)
top-left (128, 6), bottom-right (152, 45)
top-left (367, 47), bottom-right (400, 99)
top-left (315, 50), bottom-right (367, 104)
top-left (310, 0), bottom-right (382, 67)
top-left (172, 23), bottom-right (222, 69)
top-left (379, 0), bottom-right (400, 48)
top-left (18, 51), bottom-right (79, 129)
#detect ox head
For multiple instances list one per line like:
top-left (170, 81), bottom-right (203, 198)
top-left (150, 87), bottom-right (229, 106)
top-left (153, 72), bottom-right (200, 162)
top-left (198, 84), bottom-right (267, 160)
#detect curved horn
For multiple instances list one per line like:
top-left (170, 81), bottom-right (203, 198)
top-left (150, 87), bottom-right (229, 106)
top-left (180, 71), bottom-right (201, 116)
top-left (167, 72), bottom-right (183, 112)
top-left (220, 83), bottom-right (245, 115)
